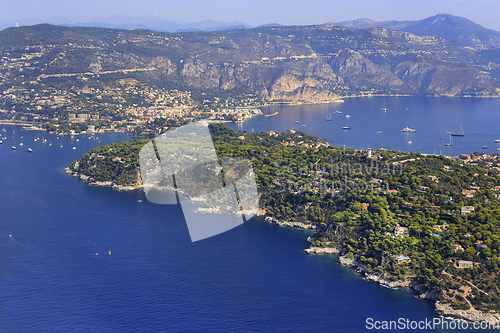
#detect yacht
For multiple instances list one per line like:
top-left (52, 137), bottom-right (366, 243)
top-left (19, 142), bottom-right (24, 146)
top-left (27, 148), bottom-right (33, 152)
top-left (377, 131), bottom-right (382, 134)
top-left (334, 110), bottom-right (342, 114)
top-left (295, 120), bottom-right (300, 124)
top-left (342, 125), bottom-right (350, 130)
top-left (450, 122), bottom-right (465, 137)
top-left (445, 134), bottom-right (454, 146)
top-left (0, 140), bottom-right (2, 144)
top-left (494, 139), bottom-right (500, 143)
top-left (345, 115), bottom-right (351, 118)
top-left (326, 113), bottom-right (332, 121)
top-left (401, 127), bottom-right (416, 133)
top-left (11, 146), bottom-right (16, 150)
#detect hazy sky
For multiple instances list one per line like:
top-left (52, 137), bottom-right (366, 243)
top-left (2, 0), bottom-right (500, 30)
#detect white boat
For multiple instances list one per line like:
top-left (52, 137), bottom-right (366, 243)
top-left (445, 134), bottom-right (454, 146)
top-left (345, 115), bottom-right (351, 118)
top-left (334, 110), bottom-right (342, 114)
top-left (0, 140), bottom-right (2, 144)
top-left (342, 126), bottom-right (350, 130)
top-left (72, 147), bottom-right (76, 150)
top-left (407, 141), bottom-right (412, 144)
top-left (482, 142), bottom-right (488, 149)
top-left (19, 142), bottom-right (24, 146)
top-left (27, 148), bottom-right (33, 152)
top-left (450, 122), bottom-right (464, 137)
top-left (377, 131), bottom-right (382, 134)
top-left (494, 139), bottom-right (500, 143)
top-left (11, 146), bottom-right (16, 150)
top-left (380, 107), bottom-right (387, 111)
top-left (401, 127), bottom-right (416, 133)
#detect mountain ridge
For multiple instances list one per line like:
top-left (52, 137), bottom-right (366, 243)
top-left (1, 16), bottom-right (500, 109)
top-left (334, 13), bottom-right (500, 49)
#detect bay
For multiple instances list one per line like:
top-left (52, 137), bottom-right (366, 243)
top-left (1, 96), bottom-right (499, 332)
top-left (228, 96), bottom-right (500, 157)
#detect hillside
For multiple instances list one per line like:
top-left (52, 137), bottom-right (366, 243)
top-left (336, 13), bottom-right (500, 49)
top-left (67, 124), bottom-right (500, 320)
top-left (1, 18), bottom-right (500, 112)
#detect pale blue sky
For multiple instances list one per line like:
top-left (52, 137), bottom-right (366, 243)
top-left (2, 0), bottom-right (500, 30)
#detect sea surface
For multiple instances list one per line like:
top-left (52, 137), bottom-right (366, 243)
top-left (1, 96), bottom-right (499, 332)
top-left (228, 96), bottom-right (500, 157)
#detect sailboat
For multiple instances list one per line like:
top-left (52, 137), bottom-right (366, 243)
top-left (482, 142), bottom-right (488, 149)
top-left (450, 123), bottom-right (464, 137)
top-left (445, 134), bottom-right (454, 146)
top-left (326, 113), bottom-right (332, 121)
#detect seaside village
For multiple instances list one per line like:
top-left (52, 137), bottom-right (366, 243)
top-left (0, 46), bottom-right (263, 136)
top-left (0, 77), bottom-right (262, 137)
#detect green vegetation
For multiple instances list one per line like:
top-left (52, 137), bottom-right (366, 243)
top-left (69, 139), bottom-right (150, 185)
top-left (69, 124), bottom-right (500, 313)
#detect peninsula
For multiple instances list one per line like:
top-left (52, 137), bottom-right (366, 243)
top-left (68, 124), bottom-right (500, 322)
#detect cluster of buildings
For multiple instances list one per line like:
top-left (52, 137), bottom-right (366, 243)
top-left (461, 153), bottom-right (500, 169)
top-left (0, 45), bottom-right (265, 135)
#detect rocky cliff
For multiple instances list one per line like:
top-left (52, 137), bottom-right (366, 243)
top-left (1, 22), bottom-right (499, 104)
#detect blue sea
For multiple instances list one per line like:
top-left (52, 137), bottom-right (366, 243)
top-left (1, 97), bottom-right (500, 332)
top-left (229, 96), bottom-right (500, 157)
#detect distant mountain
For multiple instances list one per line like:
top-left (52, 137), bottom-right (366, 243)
top-left (0, 16), bottom-right (252, 33)
top-left (1, 21), bottom-right (500, 106)
top-left (333, 18), bottom-right (376, 29)
top-left (257, 23), bottom-right (286, 28)
top-left (334, 14), bottom-right (500, 49)
top-left (62, 18), bottom-right (251, 33)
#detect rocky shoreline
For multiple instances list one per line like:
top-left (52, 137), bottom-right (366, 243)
top-left (264, 214), bottom-right (500, 323)
top-left (64, 168), bottom-right (142, 191)
top-left (264, 216), bottom-right (318, 230)
top-left (435, 302), bottom-right (500, 323)
top-left (62, 169), bottom-right (500, 323)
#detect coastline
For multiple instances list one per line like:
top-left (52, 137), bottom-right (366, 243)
top-left (66, 162), bottom-right (500, 323)
top-left (64, 168), bottom-right (142, 191)
top-left (263, 214), bottom-right (500, 323)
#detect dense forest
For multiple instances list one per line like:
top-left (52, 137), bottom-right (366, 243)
top-left (69, 124), bottom-right (500, 312)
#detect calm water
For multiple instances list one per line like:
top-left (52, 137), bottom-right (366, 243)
top-left (1, 97), bottom-right (499, 332)
top-left (229, 96), bottom-right (500, 157)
